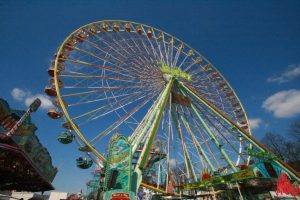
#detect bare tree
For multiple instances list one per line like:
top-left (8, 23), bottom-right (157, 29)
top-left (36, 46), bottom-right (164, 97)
top-left (261, 133), bottom-right (287, 161)
top-left (261, 132), bottom-right (300, 162)
top-left (289, 119), bottom-right (300, 143)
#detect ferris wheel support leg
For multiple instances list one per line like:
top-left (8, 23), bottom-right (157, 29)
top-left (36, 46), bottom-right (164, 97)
top-left (180, 114), bottom-right (216, 172)
top-left (137, 79), bottom-right (174, 169)
top-left (190, 103), bottom-right (238, 172)
top-left (181, 83), bottom-right (300, 182)
top-left (179, 86), bottom-right (238, 172)
top-left (171, 108), bottom-right (197, 182)
top-left (131, 79), bottom-right (174, 193)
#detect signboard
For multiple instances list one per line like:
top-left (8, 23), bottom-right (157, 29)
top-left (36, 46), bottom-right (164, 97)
top-left (103, 190), bottom-right (135, 200)
top-left (105, 134), bottom-right (132, 191)
top-left (110, 193), bottom-right (130, 200)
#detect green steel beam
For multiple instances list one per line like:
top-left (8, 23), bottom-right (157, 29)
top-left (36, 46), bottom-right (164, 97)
top-left (180, 114), bottom-right (216, 172)
top-left (181, 83), bottom-right (300, 182)
top-left (138, 79), bottom-right (174, 169)
top-left (171, 107), bottom-right (197, 182)
top-left (130, 81), bottom-right (173, 152)
top-left (130, 99), bottom-right (161, 153)
top-left (179, 86), bottom-right (238, 172)
top-left (190, 103), bottom-right (238, 172)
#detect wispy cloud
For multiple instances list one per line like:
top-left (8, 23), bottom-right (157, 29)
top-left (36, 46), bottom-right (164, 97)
top-left (249, 118), bottom-right (262, 130)
top-left (267, 65), bottom-right (300, 83)
top-left (11, 88), bottom-right (53, 110)
top-left (262, 89), bottom-right (300, 118)
top-left (11, 88), bottom-right (28, 101)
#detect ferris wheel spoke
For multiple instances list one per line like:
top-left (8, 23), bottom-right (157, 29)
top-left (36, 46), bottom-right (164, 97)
top-left (187, 109), bottom-right (223, 169)
top-left (196, 101), bottom-right (244, 142)
top-left (105, 76), bottom-right (159, 125)
top-left (90, 31), bottom-right (149, 70)
top-left (178, 106), bottom-right (210, 171)
top-left (177, 49), bottom-right (189, 69)
top-left (151, 30), bottom-right (167, 65)
top-left (88, 94), bottom-right (156, 145)
top-left (168, 38), bottom-right (174, 67)
top-left (181, 84), bottom-right (248, 169)
top-left (71, 46), bottom-right (126, 67)
top-left (117, 36), bottom-right (153, 69)
top-left (188, 84), bottom-right (246, 127)
top-left (182, 57), bottom-right (203, 73)
top-left (173, 43), bottom-right (185, 68)
top-left (192, 85), bottom-right (222, 97)
top-left (68, 91), bottom-right (136, 107)
top-left (132, 33), bottom-right (153, 62)
top-left (178, 89), bottom-right (237, 172)
top-left (181, 108), bottom-right (218, 171)
top-left (100, 24), bottom-right (154, 70)
top-left (85, 29), bottom-right (130, 61)
top-left (192, 90), bottom-right (233, 110)
top-left (133, 32), bottom-right (159, 68)
top-left (83, 37), bottom-right (129, 63)
top-left (90, 27), bottom-right (137, 61)
top-left (118, 24), bottom-right (155, 66)
top-left (59, 74), bottom-right (145, 83)
top-left (140, 26), bottom-right (161, 62)
top-left (71, 90), bottom-right (148, 121)
top-left (65, 57), bottom-right (159, 79)
top-left (160, 33), bottom-right (171, 67)
top-left (60, 84), bottom-right (146, 98)
top-left (84, 93), bottom-right (153, 122)
top-left (192, 98), bottom-right (249, 164)
top-left (190, 63), bottom-right (212, 77)
top-left (189, 86), bottom-right (237, 119)
top-left (194, 103), bottom-right (246, 163)
top-left (172, 104), bottom-right (197, 182)
top-left (162, 33), bottom-right (172, 67)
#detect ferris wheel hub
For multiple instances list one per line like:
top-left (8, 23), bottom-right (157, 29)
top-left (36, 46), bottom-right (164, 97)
top-left (162, 73), bottom-right (172, 82)
top-left (160, 61), bottom-right (192, 81)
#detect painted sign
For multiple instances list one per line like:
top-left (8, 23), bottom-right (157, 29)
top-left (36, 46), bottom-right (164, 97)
top-left (105, 134), bottom-right (132, 191)
top-left (110, 193), bottom-right (130, 200)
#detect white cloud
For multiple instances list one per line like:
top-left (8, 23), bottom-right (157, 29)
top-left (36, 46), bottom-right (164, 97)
top-left (24, 94), bottom-right (53, 109)
top-left (249, 118), bottom-right (262, 130)
top-left (267, 65), bottom-right (300, 83)
top-left (11, 88), bottom-right (53, 110)
top-left (11, 88), bottom-right (28, 101)
top-left (262, 89), bottom-right (300, 118)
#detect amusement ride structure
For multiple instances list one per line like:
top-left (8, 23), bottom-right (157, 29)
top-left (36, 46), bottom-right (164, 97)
top-left (45, 20), bottom-right (300, 199)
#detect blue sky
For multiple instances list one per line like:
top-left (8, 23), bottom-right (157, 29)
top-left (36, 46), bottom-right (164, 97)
top-left (1, 0), bottom-right (300, 194)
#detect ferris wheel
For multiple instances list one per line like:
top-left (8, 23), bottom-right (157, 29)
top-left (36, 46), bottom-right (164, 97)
top-left (45, 20), bottom-right (254, 190)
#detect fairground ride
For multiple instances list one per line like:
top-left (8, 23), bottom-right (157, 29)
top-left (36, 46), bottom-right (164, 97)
top-left (45, 20), bottom-right (300, 199)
